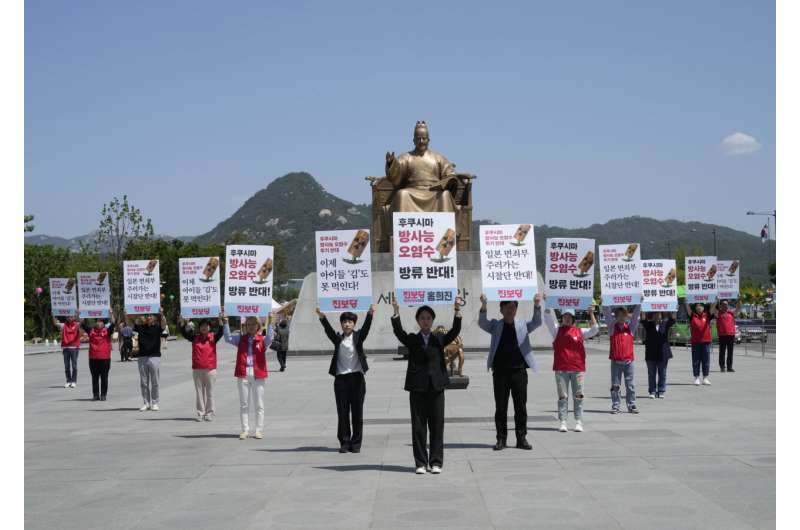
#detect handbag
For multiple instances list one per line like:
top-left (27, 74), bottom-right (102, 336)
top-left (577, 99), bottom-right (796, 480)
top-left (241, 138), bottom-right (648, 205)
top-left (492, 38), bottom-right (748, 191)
top-left (269, 337), bottom-right (282, 351)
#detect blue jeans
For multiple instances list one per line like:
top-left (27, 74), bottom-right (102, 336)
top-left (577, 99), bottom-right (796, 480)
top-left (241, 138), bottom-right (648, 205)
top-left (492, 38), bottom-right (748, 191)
top-left (691, 343), bottom-right (710, 377)
top-left (555, 371), bottom-right (584, 421)
top-left (646, 360), bottom-right (668, 394)
top-left (610, 360), bottom-right (635, 410)
top-left (62, 347), bottom-right (79, 383)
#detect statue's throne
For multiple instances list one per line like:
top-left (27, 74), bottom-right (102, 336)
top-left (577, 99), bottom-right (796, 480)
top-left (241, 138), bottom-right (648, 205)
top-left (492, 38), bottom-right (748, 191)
top-left (366, 173), bottom-right (476, 253)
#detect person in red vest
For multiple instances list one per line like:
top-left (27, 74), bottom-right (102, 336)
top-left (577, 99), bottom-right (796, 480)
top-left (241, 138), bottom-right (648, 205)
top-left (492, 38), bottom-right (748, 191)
top-left (80, 313), bottom-right (116, 401)
top-left (223, 314), bottom-right (273, 440)
top-left (716, 300), bottom-right (741, 373)
top-left (53, 314), bottom-right (82, 388)
top-left (684, 301), bottom-right (718, 385)
top-left (179, 316), bottom-right (224, 421)
top-left (602, 304), bottom-right (641, 414)
top-left (543, 304), bottom-right (599, 432)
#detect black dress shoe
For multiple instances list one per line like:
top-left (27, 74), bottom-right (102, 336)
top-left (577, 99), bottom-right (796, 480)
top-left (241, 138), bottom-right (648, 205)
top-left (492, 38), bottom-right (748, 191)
top-left (720, 366), bottom-right (726, 373)
top-left (339, 445), bottom-right (349, 453)
top-left (349, 445), bottom-right (361, 453)
top-left (493, 440), bottom-right (507, 451)
top-left (280, 366), bottom-right (286, 372)
top-left (516, 438), bottom-right (532, 450)
top-left (727, 367), bottom-right (735, 372)
top-left (92, 396), bottom-right (100, 401)
top-left (100, 396), bottom-right (107, 401)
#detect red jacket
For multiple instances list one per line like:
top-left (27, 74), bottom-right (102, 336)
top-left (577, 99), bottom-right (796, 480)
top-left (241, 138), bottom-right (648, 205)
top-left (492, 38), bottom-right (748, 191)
top-left (88, 327), bottom-right (112, 360)
top-left (609, 322), bottom-right (635, 361)
top-left (61, 321), bottom-right (81, 348)
top-left (690, 313), bottom-right (712, 343)
top-left (716, 311), bottom-right (736, 337)
top-left (553, 326), bottom-right (586, 372)
top-left (234, 334), bottom-right (268, 379)
top-left (191, 332), bottom-right (218, 370)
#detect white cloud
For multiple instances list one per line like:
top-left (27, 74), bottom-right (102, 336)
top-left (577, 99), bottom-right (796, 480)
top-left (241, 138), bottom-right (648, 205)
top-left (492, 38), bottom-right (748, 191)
top-left (721, 132), bottom-right (762, 155)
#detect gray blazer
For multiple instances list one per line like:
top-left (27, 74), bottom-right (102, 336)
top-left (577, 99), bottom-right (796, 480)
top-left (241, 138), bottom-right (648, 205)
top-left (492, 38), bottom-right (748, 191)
top-left (478, 306), bottom-right (542, 372)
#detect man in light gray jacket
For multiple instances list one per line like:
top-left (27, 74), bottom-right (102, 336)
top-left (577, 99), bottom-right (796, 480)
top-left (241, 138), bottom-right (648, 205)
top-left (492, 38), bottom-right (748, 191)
top-left (478, 293), bottom-right (543, 451)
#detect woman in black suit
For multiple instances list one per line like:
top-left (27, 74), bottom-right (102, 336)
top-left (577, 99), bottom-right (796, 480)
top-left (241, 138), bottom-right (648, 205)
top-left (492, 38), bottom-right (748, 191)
top-left (391, 299), bottom-right (462, 475)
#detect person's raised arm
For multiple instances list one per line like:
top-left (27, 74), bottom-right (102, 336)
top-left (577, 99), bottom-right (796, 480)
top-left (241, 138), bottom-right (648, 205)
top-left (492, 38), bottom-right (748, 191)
top-left (222, 315), bottom-right (239, 346)
top-left (442, 301), bottom-right (463, 346)
top-left (527, 293), bottom-right (543, 332)
top-left (177, 318), bottom-right (193, 341)
top-left (684, 300), bottom-right (692, 317)
top-left (52, 316), bottom-right (64, 330)
top-left (80, 321), bottom-right (91, 334)
top-left (602, 306), bottom-right (615, 332)
top-left (477, 293), bottom-right (493, 333)
top-left (389, 299), bottom-right (411, 347)
top-left (316, 307), bottom-right (339, 344)
top-left (543, 308), bottom-right (558, 337)
top-left (358, 305), bottom-right (375, 341)
top-left (709, 302), bottom-right (718, 317)
top-left (629, 305), bottom-right (641, 331)
top-left (582, 305), bottom-right (600, 339)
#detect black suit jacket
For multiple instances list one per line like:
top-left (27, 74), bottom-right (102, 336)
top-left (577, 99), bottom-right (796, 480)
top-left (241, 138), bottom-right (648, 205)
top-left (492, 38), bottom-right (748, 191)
top-left (320, 312), bottom-right (372, 377)
top-left (391, 314), bottom-right (462, 392)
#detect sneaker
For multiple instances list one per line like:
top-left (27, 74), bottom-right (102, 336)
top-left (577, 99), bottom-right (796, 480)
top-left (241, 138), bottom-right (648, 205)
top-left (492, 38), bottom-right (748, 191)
top-left (195, 416), bottom-right (203, 422)
top-left (139, 404), bottom-right (150, 412)
top-left (415, 466), bottom-right (427, 475)
top-left (558, 421), bottom-right (568, 432)
top-left (254, 431), bottom-right (263, 439)
top-left (69, 382), bottom-right (76, 388)
top-left (628, 405), bottom-right (639, 414)
top-left (430, 466), bottom-right (442, 474)
top-left (648, 393), bottom-right (655, 399)
top-left (204, 414), bottom-right (213, 422)
top-left (702, 377), bottom-right (711, 386)
top-left (574, 421), bottom-right (584, 433)
top-left (657, 393), bottom-right (665, 399)
top-left (694, 377), bottom-right (701, 386)
top-left (727, 367), bottom-right (735, 373)
top-left (239, 432), bottom-right (248, 440)
top-left (64, 382), bottom-right (70, 388)
top-left (151, 404), bottom-right (160, 411)
top-left (611, 408), bottom-right (620, 414)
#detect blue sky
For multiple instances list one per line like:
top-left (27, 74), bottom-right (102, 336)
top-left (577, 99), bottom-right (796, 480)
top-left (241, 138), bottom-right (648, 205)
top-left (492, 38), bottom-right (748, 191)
top-left (24, 0), bottom-right (775, 238)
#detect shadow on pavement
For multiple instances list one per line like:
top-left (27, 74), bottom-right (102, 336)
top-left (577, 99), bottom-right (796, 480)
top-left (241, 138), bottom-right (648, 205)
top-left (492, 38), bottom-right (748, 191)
top-left (313, 464), bottom-right (410, 473)
top-left (175, 434), bottom-right (241, 439)
top-left (261, 446), bottom-right (340, 453)
top-left (88, 407), bottom-right (141, 412)
top-left (137, 417), bottom-right (201, 422)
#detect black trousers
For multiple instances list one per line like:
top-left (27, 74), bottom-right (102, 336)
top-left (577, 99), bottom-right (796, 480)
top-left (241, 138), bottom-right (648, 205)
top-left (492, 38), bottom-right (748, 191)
top-left (492, 367), bottom-right (528, 442)
top-left (334, 372), bottom-right (365, 448)
top-left (409, 389), bottom-right (445, 468)
top-left (277, 350), bottom-right (287, 369)
top-left (89, 358), bottom-right (110, 398)
top-left (719, 336), bottom-right (735, 369)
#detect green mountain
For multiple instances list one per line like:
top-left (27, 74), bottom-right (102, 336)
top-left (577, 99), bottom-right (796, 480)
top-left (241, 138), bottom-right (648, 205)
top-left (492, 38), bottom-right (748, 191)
top-left (199, 172), bottom-right (773, 285)
top-left (194, 172), bottom-right (372, 278)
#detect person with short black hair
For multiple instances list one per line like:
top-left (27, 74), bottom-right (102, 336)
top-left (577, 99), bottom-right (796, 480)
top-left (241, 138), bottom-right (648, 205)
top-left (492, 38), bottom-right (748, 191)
top-left (316, 305), bottom-right (375, 453)
top-left (391, 299), bottom-right (462, 475)
top-left (478, 293), bottom-right (543, 450)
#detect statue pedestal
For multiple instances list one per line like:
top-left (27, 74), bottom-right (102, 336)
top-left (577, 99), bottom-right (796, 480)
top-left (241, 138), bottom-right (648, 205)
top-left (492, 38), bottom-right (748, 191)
top-left (287, 252), bottom-right (552, 355)
top-left (446, 375), bottom-right (470, 390)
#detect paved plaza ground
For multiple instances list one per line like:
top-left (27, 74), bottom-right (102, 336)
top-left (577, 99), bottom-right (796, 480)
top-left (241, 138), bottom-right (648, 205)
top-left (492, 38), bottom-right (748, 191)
top-left (25, 339), bottom-right (775, 530)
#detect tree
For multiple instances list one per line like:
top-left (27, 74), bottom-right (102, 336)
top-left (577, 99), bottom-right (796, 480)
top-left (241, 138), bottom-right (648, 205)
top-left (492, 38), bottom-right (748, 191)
top-left (95, 196), bottom-right (155, 315)
top-left (24, 244), bottom-right (74, 338)
top-left (24, 214), bottom-right (35, 233)
top-left (768, 261), bottom-right (776, 285)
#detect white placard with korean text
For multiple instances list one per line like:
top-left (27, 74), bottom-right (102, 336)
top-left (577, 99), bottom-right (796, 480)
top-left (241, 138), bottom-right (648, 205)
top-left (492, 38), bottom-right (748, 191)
top-left (179, 257), bottom-right (222, 318)
top-left (599, 243), bottom-right (643, 306)
top-left (224, 245), bottom-right (273, 317)
top-left (479, 224), bottom-right (538, 301)
top-left (123, 260), bottom-right (161, 314)
top-left (545, 238), bottom-right (595, 310)
top-left (77, 272), bottom-right (111, 318)
top-left (316, 229), bottom-right (373, 312)
top-left (716, 259), bottom-right (740, 300)
top-left (49, 277), bottom-right (78, 317)
top-left (640, 259), bottom-right (678, 312)
top-left (685, 256), bottom-right (718, 303)
top-left (393, 212), bottom-right (458, 306)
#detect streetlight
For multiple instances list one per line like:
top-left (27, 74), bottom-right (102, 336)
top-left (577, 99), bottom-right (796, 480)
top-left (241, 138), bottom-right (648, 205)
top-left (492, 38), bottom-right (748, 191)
top-left (690, 228), bottom-right (717, 255)
top-left (746, 210), bottom-right (776, 239)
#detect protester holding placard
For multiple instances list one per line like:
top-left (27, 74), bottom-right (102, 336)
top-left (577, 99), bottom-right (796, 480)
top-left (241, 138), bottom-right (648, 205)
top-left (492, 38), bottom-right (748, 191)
top-left (684, 301), bottom-right (718, 386)
top-left (223, 315), bottom-right (274, 440)
top-left (478, 293), bottom-right (542, 450)
top-left (391, 299), bottom-right (461, 475)
top-left (543, 303), bottom-right (599, 432)
top-left (178, 316), bottom-right (224, 421)
top-left (316, 305), bottom-right (375, 453)
top-left (52, 314), bottom-right (81, 389)
top-left (716, 300), bottom-right (741, 373)
top-left (133, 313), bottom-right (168, 411)
top-left (80, 313), bottom-right (116, 401)
top-left (602, 305), bottom-right (641, 414)
top-left (641, 312), bottom-right (676, 399)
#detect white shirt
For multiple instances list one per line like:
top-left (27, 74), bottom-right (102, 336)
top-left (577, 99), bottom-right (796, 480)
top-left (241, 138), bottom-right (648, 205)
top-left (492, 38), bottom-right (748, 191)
top-left (336, 334), bottom-right (362, 375)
